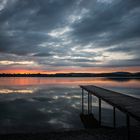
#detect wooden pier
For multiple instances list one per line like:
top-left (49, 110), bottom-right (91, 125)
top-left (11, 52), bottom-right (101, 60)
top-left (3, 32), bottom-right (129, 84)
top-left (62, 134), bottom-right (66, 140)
top-left (80, 85), bottom-right (140, 139)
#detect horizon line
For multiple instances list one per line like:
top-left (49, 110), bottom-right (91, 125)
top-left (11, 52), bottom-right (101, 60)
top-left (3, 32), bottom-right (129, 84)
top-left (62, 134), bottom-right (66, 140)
top-left (0, 71), bottom-right (139, 74)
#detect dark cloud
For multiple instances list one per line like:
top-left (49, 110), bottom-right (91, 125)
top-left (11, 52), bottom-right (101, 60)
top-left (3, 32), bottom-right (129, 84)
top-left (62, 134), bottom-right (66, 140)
top-left (0, 0), bottom-right (140, 71)
top-left (104, 58), bottom-right (140, 67)
top-left (33, 52), bottom-right (52, 57)
top-left (72, 0), bottom-right (140, 45)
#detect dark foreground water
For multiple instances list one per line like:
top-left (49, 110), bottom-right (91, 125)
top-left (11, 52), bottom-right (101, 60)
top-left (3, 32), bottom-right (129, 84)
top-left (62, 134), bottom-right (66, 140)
top-left (0, 77), bottom-right (139, 134)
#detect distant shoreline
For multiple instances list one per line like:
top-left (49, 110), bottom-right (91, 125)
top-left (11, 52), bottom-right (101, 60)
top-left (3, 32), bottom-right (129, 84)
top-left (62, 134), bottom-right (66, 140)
top-left (0, 72), bottom-right (140, 78)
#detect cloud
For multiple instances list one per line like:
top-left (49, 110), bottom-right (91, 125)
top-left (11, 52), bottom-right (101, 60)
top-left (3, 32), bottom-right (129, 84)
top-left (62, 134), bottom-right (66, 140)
top-left (0, 60), bottom-right (35, 65)
top-left (0, 0), bottom-right (140, 72)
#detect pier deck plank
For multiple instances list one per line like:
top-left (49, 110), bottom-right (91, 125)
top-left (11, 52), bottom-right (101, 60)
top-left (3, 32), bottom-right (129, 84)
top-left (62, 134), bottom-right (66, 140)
top-left (80, 85), bottom-right (140, 122)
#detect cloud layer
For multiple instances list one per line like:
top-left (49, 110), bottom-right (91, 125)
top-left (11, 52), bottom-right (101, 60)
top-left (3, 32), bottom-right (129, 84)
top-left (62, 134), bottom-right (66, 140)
top-left (0, 0), bottom-right (140, 73)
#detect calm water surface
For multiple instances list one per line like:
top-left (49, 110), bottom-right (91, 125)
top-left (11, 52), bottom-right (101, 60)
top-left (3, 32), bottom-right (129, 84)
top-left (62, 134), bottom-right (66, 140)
top-left (0, 77), bottom-right (139, 134)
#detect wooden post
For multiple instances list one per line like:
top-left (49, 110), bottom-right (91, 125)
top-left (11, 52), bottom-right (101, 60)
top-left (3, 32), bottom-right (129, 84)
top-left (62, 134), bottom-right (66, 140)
top-left (113, 107), bottom-right (116, 128)
top-left (82, 88), bottom-right (84, 114)
top-left (126, 114), bottom-right (130, 140)
top-left (99, 98), bottom-right (101, 126)
top-left (90, 94), bottom-right (92, 114)
top-left (88, 92), bottom-right (90, 114)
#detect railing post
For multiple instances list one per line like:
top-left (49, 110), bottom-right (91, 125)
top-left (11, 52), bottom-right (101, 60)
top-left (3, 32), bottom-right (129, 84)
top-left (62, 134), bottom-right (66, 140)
top-left (82, 88), bottom-right (84, 114)
top-left (99, 98), bottom-right (101, 126)
top-left (113, 107), bottom-right (116, 128)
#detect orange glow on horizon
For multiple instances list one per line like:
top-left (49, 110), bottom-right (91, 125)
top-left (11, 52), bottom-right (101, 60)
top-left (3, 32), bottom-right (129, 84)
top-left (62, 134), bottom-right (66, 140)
top-left (0, 66), bottom-right (139, 74)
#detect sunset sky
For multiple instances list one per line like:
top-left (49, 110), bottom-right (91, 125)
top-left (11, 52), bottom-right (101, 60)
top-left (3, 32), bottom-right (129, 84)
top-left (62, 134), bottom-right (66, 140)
top-left (0, 0), bottom-right (140, 74)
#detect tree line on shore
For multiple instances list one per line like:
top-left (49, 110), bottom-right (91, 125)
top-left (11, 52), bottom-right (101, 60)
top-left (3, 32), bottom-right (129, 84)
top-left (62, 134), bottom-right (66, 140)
top-left (0, 72), bottom-right (140, 77)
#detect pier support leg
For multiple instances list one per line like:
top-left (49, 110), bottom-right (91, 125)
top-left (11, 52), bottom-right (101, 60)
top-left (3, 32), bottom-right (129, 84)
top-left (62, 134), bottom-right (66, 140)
top-left (82, 89), bottom-right (84, 114)
top-left (113, 107), bottom-right (116, 128)
top-left (99, 98), bottom-right (101, 126)
top-left (126, 114), bottom-right (130, 140)
top-left (88, 92), bottom-right (90, 114)
top-left (90, 94), bottom-right (92, 113)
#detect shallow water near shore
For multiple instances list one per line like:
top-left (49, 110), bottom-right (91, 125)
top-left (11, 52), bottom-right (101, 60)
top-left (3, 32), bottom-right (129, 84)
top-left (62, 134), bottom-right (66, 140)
top-left (0, 77), bottom-right (139, 134)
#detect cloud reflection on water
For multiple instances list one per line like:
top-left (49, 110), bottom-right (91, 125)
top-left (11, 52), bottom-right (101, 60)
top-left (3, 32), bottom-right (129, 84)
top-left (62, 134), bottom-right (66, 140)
top-left (0, 77), bottom-right (139, 134)
top-left (0, 89), bottom-right (34, 94)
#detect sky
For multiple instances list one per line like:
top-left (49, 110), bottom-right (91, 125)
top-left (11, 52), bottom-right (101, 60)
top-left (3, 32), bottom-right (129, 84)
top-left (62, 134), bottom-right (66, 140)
top-left (0, 0), bottom-right (140, 74)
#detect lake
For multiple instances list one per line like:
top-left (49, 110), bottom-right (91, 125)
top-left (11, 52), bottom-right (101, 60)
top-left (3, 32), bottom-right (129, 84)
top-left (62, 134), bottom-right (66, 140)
top-left (0, 77), bottom-right (139, 134)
